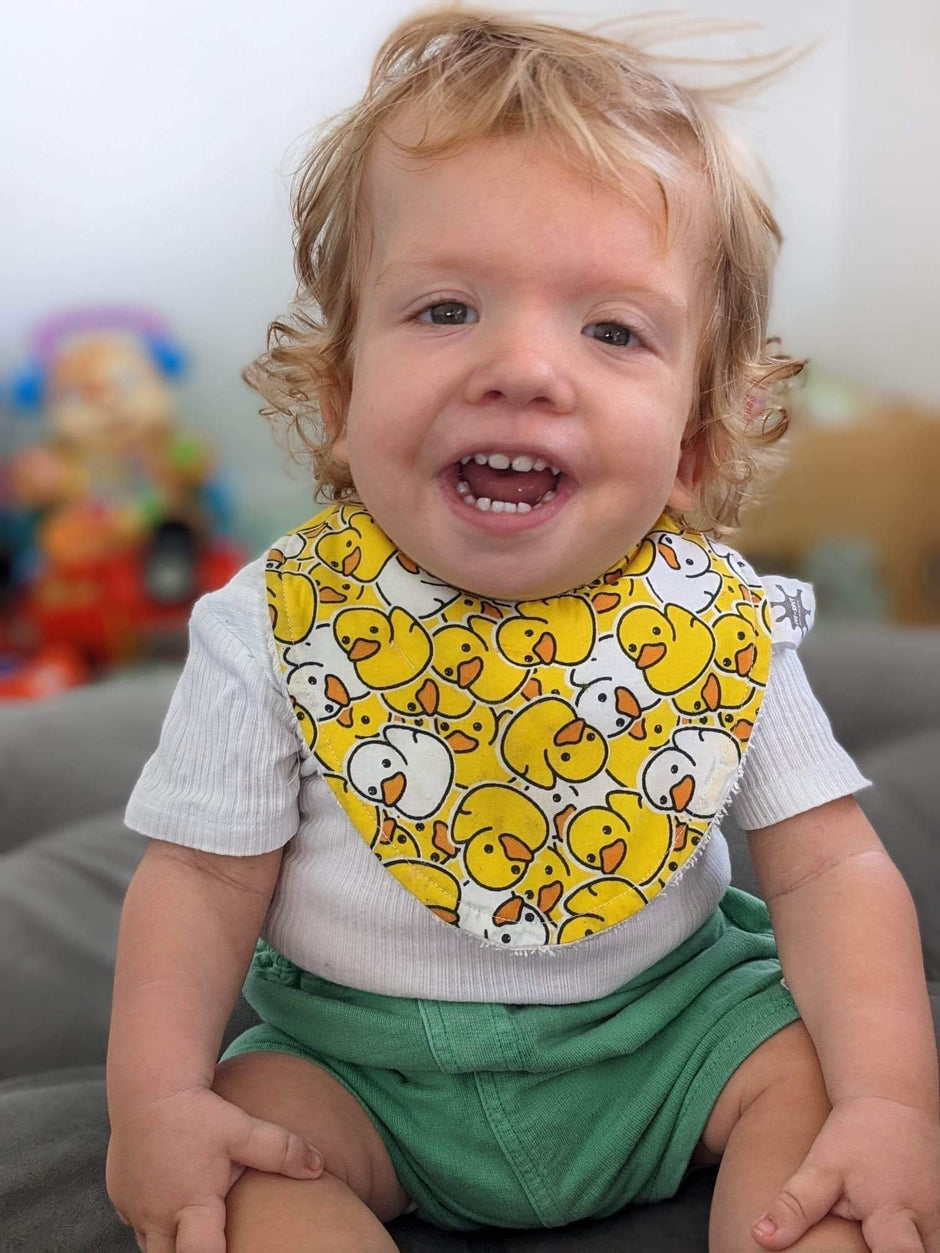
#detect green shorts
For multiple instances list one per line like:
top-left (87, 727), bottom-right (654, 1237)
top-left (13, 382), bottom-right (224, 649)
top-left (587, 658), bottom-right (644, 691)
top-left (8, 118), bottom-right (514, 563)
top-left (221, 887), bottom-right (798, 1232)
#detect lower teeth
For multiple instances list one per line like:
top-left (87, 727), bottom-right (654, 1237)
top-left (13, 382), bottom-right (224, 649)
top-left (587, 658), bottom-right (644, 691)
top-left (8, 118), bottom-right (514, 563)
top-left (457, 473), bottom-right (556, 513)
top-left (466, 494), bottom-right (548, 513)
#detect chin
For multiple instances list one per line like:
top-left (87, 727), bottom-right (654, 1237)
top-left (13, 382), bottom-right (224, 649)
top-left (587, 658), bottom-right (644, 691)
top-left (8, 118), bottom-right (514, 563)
top-left (452, 565), bottom-right (581, 601)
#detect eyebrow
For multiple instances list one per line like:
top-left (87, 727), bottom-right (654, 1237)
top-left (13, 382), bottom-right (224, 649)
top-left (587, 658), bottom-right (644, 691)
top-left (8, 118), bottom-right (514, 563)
top-left (373, 257), bottom-right (689, 325)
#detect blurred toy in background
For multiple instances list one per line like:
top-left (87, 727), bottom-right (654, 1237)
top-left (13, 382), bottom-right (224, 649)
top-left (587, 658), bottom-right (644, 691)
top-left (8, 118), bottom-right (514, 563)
top-left (1, 307), bottom-right (244, 698)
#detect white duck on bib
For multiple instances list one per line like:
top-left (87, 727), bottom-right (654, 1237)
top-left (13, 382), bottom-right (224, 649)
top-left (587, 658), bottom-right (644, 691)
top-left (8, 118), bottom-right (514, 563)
top-left (347, 725), bottom-right (454, 819)
top-left (642, 727), bottom-right (742, 819)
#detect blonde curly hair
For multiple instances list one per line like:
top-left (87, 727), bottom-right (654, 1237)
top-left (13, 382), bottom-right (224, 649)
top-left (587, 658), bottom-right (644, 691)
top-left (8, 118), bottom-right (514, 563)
top-left (245, 6), bottom-right (804, 534)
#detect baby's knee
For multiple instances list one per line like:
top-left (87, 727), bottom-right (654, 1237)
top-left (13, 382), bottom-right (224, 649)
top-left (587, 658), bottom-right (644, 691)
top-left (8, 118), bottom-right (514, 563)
top-left (213, 1051), bottom-right (408, 1222)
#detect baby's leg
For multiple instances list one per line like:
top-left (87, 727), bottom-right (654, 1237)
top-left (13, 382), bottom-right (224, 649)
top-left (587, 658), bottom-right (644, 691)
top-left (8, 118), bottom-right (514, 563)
top-left (213, 1051), bottom-right (410, 1252)
top-left (698, 1021), bottom-right (867, 1253)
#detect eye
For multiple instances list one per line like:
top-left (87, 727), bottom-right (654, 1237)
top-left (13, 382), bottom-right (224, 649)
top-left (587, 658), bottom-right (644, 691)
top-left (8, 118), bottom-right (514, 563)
top-left (415, 301), bottom-right (477, 326)
top-left (584, 320), bottom-right (642, 349)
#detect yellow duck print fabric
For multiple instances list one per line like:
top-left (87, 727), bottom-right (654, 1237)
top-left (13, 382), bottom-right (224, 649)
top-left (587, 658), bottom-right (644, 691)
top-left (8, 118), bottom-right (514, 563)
top-left (266, 503), bottom-right (788, 949)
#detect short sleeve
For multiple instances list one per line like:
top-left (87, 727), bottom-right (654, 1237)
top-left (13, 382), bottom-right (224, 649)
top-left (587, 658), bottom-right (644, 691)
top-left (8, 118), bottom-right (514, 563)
top-left (124, 560), bottom-right (305, 854)
top-left (729, 642), bottom-right (872, 831)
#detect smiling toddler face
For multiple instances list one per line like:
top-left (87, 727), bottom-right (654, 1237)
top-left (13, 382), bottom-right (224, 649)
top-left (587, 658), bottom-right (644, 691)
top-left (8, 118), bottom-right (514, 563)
top-left (328, 128), bottom-right (714, 600)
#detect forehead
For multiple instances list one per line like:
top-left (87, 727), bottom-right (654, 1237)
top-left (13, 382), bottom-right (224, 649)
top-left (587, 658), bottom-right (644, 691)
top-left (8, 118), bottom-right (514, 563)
top-left (360, 123), bottom-right (715, 300)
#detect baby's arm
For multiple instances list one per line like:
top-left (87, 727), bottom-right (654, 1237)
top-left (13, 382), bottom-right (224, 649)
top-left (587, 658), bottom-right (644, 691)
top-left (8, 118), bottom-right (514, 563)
top-left (106, 839), bottom-right (323, 1252)
top-left (746, 794), bottom-right (940, 1251)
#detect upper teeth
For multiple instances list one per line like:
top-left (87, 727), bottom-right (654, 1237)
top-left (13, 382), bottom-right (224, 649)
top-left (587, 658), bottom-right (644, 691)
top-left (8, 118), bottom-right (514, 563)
top-left (461, 452), bottom-right (559, 474)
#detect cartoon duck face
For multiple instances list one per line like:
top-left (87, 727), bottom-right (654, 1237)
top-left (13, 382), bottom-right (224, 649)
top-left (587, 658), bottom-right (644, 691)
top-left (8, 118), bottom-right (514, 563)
top-left (566, 789), bottom-right (673, 885)
top-left (495, 595), bottom-right (596, 668)
top-left (712, 684), bottom-right (763, 745)
top-left (451, 784), bottom-right (549, 890)
top-left (671, 671), bottom-right (727, 717)
top-left (646, 532), bottom-right (722, 614)
top-left (571, 634), bottom-right (659, 736)
top-left (641, 726), bottom-right (741, 818)
top-left (434, 705), bottom-right (508, 789)
top-left (712, 606), bottom-right (770, 687)
top-left (317, 691), bottom-right (390, 762)
top-left (672, 604), bottom-right (768, 718)
top-left (605, 699), bottom-right (681, 788)
top-left (523, 838), bottom-right (577, 920)
top-left (314, 563), bottom-right (367, 612)
top-left (372, 815), bottom-right (422, 863)
top-left (347, 725), bottom-right (453, 819)
top-left (334, 606), bottom-right (432, 690)
top-left (501, 696), bottom-right (607, 789)
top-left (315, 510), bottom-right (396, 582)
top-left (617, 604), bottom-right (714, 697)
top-left (382, 673), bottom-right (473, 722)
top-left (480, 892), bottom-right (551, 947)
top-left (431, 620), bottom-right (527, 704)
top-left (286, 661), bottom-right (352, 725)
top-left (284, 621), bottom-right (368, 717)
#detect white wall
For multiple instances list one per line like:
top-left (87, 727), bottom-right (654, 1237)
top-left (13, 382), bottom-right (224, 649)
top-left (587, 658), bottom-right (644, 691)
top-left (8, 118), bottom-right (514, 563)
top-left (4, 0), bottom-right (932, 547)
top-left (826, 0), bottom-right (940, 401)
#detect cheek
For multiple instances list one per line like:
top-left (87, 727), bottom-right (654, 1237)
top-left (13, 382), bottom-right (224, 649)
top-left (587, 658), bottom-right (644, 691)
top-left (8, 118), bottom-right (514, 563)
top-left (346, 357), bottom-right (437, 452)
top-left (605, 423), bottom-right (683, 485)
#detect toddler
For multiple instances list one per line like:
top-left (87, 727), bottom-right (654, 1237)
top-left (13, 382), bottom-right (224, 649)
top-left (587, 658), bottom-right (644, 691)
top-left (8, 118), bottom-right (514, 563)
top-left (106, 9), bottom-right (940, 1252)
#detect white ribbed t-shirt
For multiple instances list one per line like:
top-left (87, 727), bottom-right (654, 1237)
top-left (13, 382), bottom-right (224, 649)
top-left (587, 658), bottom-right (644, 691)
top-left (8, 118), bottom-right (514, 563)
top-left (125, 557), bottom-right (871, 1003)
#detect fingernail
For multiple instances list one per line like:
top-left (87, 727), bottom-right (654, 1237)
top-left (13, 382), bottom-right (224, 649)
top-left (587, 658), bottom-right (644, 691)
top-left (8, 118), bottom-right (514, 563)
top-left (754, 1216), bottom-right (777, 1236)
top-left (306, 1150), bottom-right (322, 1173)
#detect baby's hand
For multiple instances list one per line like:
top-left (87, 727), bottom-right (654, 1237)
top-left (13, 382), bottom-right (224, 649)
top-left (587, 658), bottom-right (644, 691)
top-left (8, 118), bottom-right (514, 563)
top-left (107, 1083), bottom-right (323, 1252)
top-left (751, 1095), bottom-right (940, 1252)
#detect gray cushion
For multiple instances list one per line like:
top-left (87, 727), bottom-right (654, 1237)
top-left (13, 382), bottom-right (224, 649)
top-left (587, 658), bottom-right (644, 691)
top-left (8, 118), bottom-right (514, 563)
top-left (0, 813), bottom-right (145, 1081)
top-left (798, 626), bottom-right (940, 755)
top-left (0, 669), bottom-right (179, 853)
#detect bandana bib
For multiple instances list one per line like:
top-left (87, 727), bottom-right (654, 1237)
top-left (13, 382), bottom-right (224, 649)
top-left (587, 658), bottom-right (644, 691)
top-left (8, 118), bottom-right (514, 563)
top-left (266, 502), bottom-right (778, 948)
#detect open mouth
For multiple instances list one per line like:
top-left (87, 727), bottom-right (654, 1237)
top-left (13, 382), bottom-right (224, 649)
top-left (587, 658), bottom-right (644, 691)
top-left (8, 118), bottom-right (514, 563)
top-left (453, 451), bottom-right (563, 514)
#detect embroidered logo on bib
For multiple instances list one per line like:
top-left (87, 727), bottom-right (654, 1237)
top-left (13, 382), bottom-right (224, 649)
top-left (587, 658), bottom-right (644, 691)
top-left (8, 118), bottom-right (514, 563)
top-left (266, 504), bottom-right (775, 948)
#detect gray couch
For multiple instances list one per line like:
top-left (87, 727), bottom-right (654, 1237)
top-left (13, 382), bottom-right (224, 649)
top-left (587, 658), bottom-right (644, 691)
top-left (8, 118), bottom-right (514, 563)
top-left (1, 626), bottom-right (938, 1252)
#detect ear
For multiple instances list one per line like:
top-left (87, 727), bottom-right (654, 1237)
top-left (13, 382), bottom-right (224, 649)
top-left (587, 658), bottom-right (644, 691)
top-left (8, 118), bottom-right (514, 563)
top-left (320, 387), bottom-right (349, 467)
top-left (666, 433), bottom-right (702, 513)
top-left (745, 387), bottom-right (769, 428)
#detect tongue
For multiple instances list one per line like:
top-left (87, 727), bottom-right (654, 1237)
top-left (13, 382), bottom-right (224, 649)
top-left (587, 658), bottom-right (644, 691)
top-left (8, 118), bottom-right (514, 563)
top-left (461, 463), bottom-right (556, 505)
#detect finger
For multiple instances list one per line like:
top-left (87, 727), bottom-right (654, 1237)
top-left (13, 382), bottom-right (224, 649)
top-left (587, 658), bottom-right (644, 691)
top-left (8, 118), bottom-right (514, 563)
top-left (863, 1206), bottom-right (924, 1253)
top-left (175, 1198), bottom-right (228, 1253)
top-left (227, 1112), bottom-right (323, 1180)
top-left (752, 1162), bottom-right (842, 1248)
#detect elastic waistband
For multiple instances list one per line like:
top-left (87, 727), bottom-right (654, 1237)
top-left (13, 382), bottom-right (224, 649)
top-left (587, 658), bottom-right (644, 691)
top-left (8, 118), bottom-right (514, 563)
top-left (243, 889), bottom-right (779, 1075)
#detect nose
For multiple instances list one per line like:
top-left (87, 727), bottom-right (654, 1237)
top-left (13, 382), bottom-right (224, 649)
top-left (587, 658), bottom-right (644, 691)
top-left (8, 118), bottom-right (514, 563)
top-left (463, 324), bottom-right (577, 415)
